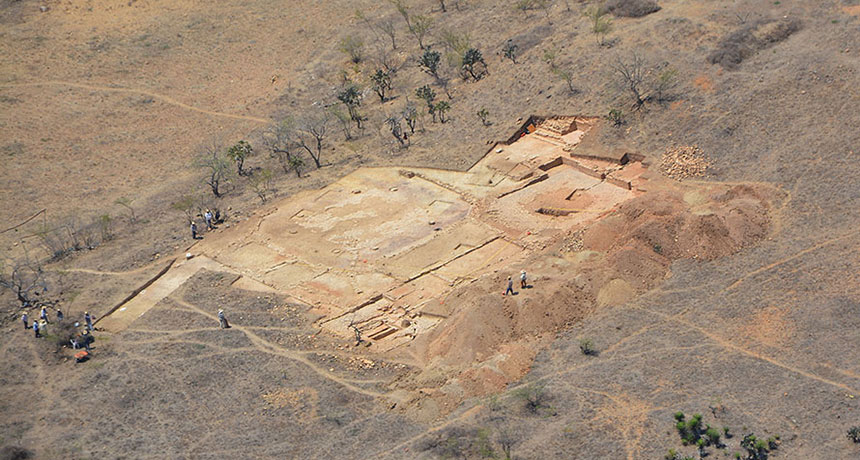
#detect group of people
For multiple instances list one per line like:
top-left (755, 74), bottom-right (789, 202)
top-left (190, 209), bottom-right (217, 240)
top-left (504, 269), bottom-right (530, 296)
top-left (22, 307), bottom-right (95, 350)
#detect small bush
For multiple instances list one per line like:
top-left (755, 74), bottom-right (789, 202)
top-left (0, 446), bottom-right (33, 460)
top-left (339, 35), bottom-right (364, 63)
top-left (502, 40), bottom-right (518, 63)
top-left (579, 338), bottom-right (597, 356)
top-left (848, 426), bottom-right (860, 443)
top-left (605, 0), bottom-right (661, 18)
top-left (512, 383), bottom-right (549, 414)
top-left (606, 108), bottom-right (624, 127)
top-left (477, 108), bottom-right (490, 126)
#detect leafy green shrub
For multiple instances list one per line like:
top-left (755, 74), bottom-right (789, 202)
top-left (579, 338), bottom-right (597, 356)
top-left (370, 69), bottom-right (392, 102)
top-left (606, 108), bottom-right (624, 126)
top-left (418, 48), bottom-right (441, 79)
top-left (848, 425), bottom-right (860, 443)
top-left (512, 383), bottom-right (549, 414)
top-left (477, 108), bottom-right (490, 126)
top-left (461, 48), bottom-right (487, 81)
top-left (434, 100), bottom-right (451, 123)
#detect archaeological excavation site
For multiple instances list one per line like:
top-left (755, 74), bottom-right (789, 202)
top-left (96, 116), bottom-right (777, 408)
top-left (5, 2), bottom-right (858, 457)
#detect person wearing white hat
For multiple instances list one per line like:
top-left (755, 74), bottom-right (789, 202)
top-left (218, 309), bottom-right (229, 329)
top-left (84, 311), bottom-right (94, 332)
top-left (520, 270), bottom-right (528, 289)
top-left (21, 311), bottom-right (29, 330)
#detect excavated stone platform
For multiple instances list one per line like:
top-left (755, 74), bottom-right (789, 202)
top-left (100, 117), bottom-right (650, 349)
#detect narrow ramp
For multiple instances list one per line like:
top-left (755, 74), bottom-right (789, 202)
top-left (97, 256), bottom-right (231, 332)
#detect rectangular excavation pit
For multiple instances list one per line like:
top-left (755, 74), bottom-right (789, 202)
top-left (213, 242), bottom-right (288, 277)
top-left (320, 296), bottom-right (392, 337)
top-left (292, 271), bottom-right (399, 317)
top-left (434, 238), bottom-right (528, 280)
top-left (380, 220), bottom-right (499, 280)
top-left (261, 262), bottom-right (326, 291)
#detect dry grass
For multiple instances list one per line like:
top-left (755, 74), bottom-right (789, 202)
top-left (708, 18), bottom-right (802, 69)
top-left (605, 0), bottom-right (662, 18)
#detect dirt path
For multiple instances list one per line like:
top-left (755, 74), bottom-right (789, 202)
top-left (723, 228), bottom-right (860, 292)
top-left (0, 80), bottom-right (270, 124)
top-left (55, 258), bottom-right (170, 277)
top-left (97, 256), bottom-right (229, 332)
top-left (632, 305), bottom-right (860, 394)
top-left (172, 298), bottom-right (394, 400)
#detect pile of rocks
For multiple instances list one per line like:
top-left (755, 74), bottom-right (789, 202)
top-left (660, 145), bottom-right (711, 180)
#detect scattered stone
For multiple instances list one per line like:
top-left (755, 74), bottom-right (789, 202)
top-left (660, 145), bottom-right (711, 180)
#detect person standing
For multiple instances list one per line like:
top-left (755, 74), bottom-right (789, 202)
top-left (190, 221), bottom-right (199, 240)
top-left (82, 331), bottom-right (93, 352)
top-left (84, 311), bottom-right (94, 332)
top-left (33, 321), bottom-right (40, 338)
top-left (56, 308), bottom-right (64, 322)
top-left (520, 270), bottom-right (527, 289)
top-left (22, 312), bottom-right (29, 330)
top-left (218, 309), bottom-right (229, 329)
top-left (204, 210), bottom-right (214, 230)
top-left (40, 305), bottom-right (48, 323)
top-left (504, 276), bottom-right (514, 296)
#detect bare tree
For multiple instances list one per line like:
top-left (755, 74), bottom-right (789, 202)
top-left (389, 0), bottom-right (412, 30)
top-left (553, 66), bottom-right (576, 93)
top-left (386, 115), bottom-right (407, 146)
top-left (196, 139), bottom-right (231, 197)
top-left (613, 53), bottom-right (648, 109)
top-left (35, 217), bottom-right (87, 259)
top-left (297, 110), bottom-right (330, 169)
top-left (114, 196), bottom-right (136, 225)
top-left (402, 101), bottom-right (418, 133)
top-left (379, 18), bottom-right (398, 49)
top-left (0, 249), bottom-right (48, 307)
top-left (409, 15), bottom-right (434, 49)
top-left (247, 168), bottom-right (274, 203)
top-left (584, 5), bottom-right (612, 46)
top-left (496, 426), bottom-right (519, 460)
top-left (261, 120), bottom-right (304, 177)
top-left (372, 40), bottom-right (402, 74)
top-left (329, 106), bottom-right (354, 141)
